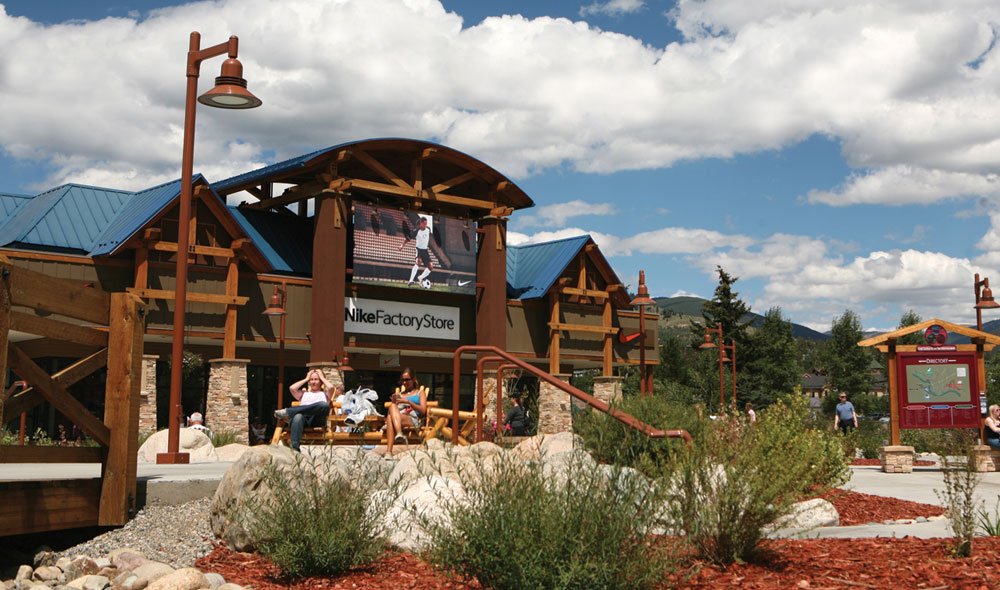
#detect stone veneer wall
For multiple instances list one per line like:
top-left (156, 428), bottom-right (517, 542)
top-left (879, 445), bottom-right (914, 473)
top-left (138, 354), bottom-right (158, 432)
top-left (592, 376), bottom-right (623, 406)
top-left (537, 373), bottom-right (572, 434)
top-left (481, 371), bottom-right (498, 426)
top-left (206, 359), bottom-right (250, 444)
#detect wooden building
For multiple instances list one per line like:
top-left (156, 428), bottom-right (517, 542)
top-left (0, 139), bottom-right (657, 441)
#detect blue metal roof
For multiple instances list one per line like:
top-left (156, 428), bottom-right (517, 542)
top-left (89, 178), bottom-right (186, 256)
top-left (0, 184), bottom-right (132, 252)
top-left (0, 193), bottom-right (30, 233)
top-left (506, 234), bottom-right (592, 300)
top-left (228, 207), bottom-right (313, 274)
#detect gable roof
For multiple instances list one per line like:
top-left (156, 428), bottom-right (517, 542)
top-left (858, 318), bottom-right (1000, 347)
top-left (0, 184), bottom-right (132, 253)
top-left (507, 235), bottom-right (592, 300)
top-left (228, 207), bottom-right (313, 274)
top-left (89, 178), bottom-right (185, 256)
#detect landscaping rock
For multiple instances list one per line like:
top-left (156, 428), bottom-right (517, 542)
top-left (769, 498), bottom-right (840, 530)
top-left (382, 474), bottom-right (467, 552)
top-left (213, 444), bottom-right (252, 462)
top-left (108, 550), bottom-right (146, 573)
top-left (145, 567), bottom-right (207, 590)
top-left (131, 562), bottom-right (174, 585)
top-left (137, 429), bottom-right (217, 463)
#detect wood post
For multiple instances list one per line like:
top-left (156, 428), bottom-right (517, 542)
top-left (476, 216), bottom-right (507, 353)
top-left (310, 195), bottom-right (348, 363)
top-left (99, 293), bottom-right (145, 525)
top-left (0, 265), bottom-right (9, 437)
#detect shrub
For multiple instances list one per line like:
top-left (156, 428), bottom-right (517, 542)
top-left (574, 393), bottom-right (703, 476)
top-left (977, 495), bottom-right (1000, 536)
top-left (238, 451), bottom-right (398, 577)
top-left (212, 429), bottom-right (239, 447)
top-left (418, 450), bottom-right (675, 590)
top-left (931, 429), bottom-right (982, 557)
top-left (849, 420), bottom-right (889, 459)
top-left (667, 394), bottom-right (849, 565)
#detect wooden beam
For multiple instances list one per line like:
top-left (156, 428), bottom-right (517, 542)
top-left (0, 479), bottom-right (101, 535)
top-left (873, 343), bottom-right (992, 353)
top-left (100, 292), bottom-right (144, 526)
top-left (559, 286), bottom-right (609, 299)
top-left (549, 322), bottom-right (620, 335)
top-left (148, 241), bottom-right (235, 258)
top-left (126, 288), bottom-right (248, 306)
top-left (0, 266), bottom-right (8, 431)
top-left (0, 445), bottom-right (103, 463)
top-left (349, 178), bottom-right (497, 211)
top-left (240, 188), bottom-right (315, 211)
top-left (4, 349), bottom-right (110, 418)
top-left (548, 292), bottom-right (560, 375)
top-left (430, 172), bottom-right (476, 194)
top-left (7, 345), bottom-right (110, 447)
top-left (134, 246), bottom-right (149, 290)
top-left (603, 298), bottom-right (612, 377)
top-left (352, 149), bottom-right (411, 190)
top-left (10, 311), bottom-right (109, 348)
top-left (3, 260), bottom-right (110, 325)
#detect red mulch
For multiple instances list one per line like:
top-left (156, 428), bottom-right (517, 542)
top-left (195, 489), bottom-right (982, 590)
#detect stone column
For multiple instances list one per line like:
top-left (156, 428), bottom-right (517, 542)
top-left (481, 370), bottom-right (499, 426)
top-left (878, 445), bottom-right (914, 473)
top-left (138, 354), bottom-right (158, 432)
top-left (971, 445), bottom-right (998, 472)
top-left (206, 358), bottom-right (250, 444)
top-left (593, 375), bottom-right (623, 407)
top-left (537, 374), bottom-right (572, 434)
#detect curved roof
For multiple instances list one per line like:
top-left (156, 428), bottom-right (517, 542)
top-left (213, 138), bottom-right (534, 216)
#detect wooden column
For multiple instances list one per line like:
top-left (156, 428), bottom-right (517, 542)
top-left (133, 246), bottom-right (148, 290)
top-left (223, 256), bottom-right (239, 359)
top-left (0, 263), bottom-right (9, 431)
top-left (888, 342), bottom-right (899, 446)
top-left (548, 292), bottom-right (560, 375)
top-left (602, 298), bottom-right (612, 376)
top-left (99, 293), bottom-right (145, 526)
top-left (310, 194), bottom-right (349, 363)
top-left (476, 215), bottom-right (507, 352)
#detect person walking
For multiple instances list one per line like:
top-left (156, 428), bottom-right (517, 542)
top-left (834, 393), bottom-right (857, 434)
top-left (503, 391), bottom-right (529, 436)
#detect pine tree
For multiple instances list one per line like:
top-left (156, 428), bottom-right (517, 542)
top-left (743, 307), bottom-right (801, 407)
top-left (824, 310), bottom-right (874, 396)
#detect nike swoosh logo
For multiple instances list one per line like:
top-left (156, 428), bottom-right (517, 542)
top-left (458, 280), bottom-right (471, 286)
top-left (618, 331), bottom-right (641, 344)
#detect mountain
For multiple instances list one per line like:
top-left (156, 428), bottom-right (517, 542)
top-left (654, 296), bottom-right (829, 341)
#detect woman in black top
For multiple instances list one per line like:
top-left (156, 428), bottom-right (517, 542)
top-left (503, 392), bottom-right (528, 436)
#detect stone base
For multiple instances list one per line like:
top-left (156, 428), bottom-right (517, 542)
top-left (537, 374), bottom-right (572, 434)
top-left (971, 445), bottom-right (1000, 472)
top-left (593, 376), bottom-right (623, 406)
top-left (879, 445), bottom-right (914, 473)
top-left (138, 354), bottom-right (159, 432)
top-left (207, 359), bottom-right (250, 444)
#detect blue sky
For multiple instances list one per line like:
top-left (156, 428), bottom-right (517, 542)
top-left (1, 0), bottom-right (999, 332)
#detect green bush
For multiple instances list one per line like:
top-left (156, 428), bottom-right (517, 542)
top-left (667, 394), bottom-right (849, 565)
top-left (419, 450), bottom-right (675, 590)
top-left (212, 429), bottom-right (239, 447)
top-left (848, 420), bottom-right (889, 459)
top-left (931, 429), bottom-right (982, 557)
top-left (574, 393), bottom-right (703, 476)
top-left (239, 451), bottom-right (398, 577)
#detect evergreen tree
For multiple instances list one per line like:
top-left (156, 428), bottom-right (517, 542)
top-left (824, 309), bottom-right (874, 396)
top-left (696, 266), bottom-right (752, 413)
top-left (742, 307), bottom-right (801, 407)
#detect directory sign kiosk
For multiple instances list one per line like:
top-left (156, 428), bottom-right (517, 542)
top-left (897, 350), bottom-right (981, 429)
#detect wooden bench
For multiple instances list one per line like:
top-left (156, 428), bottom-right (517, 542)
top-left (270, 397), bottom-right (448, 447)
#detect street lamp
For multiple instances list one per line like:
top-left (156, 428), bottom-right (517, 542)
top-left (158, 32), bottom-right (261, 465)
top-left (699, 322), bottom-right (737, 414)
top-left (630, 270), bottom-right (655, 395)
top-left (974, 273), bottom-right (999, 331)
top-left (263, 284), bottom-right (287, 410)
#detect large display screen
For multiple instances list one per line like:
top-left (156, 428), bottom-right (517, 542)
top-left (352, 204), bottom-right (477, 295)
top-left (897, 352), bottom-right (981, 429)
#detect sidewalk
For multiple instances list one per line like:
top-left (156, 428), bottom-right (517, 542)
top-left (777, 464), bottom-right (1000, 539)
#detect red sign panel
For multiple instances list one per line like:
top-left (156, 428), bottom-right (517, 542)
top-left (897, 352), bottom-right (980, 429)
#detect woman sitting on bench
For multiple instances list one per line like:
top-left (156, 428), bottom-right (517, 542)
top-left (274, 368), bottom-right (335, 451)
top-left (386, 368), bottom-right (428, 453)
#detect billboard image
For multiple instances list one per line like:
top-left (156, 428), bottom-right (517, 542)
top-left (352, 203), bottom-right (477, 294)
top-left (897, 352), bottom-right (980, 429)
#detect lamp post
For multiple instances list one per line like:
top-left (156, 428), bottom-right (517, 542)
top-left (158, 32), bottom-right (261, 465)
top-left (699, 322), bottom-right (736, 414)
top-left (974, 273), bottom-right (999, 331)
top-left (263, 284), bottom-right (287, 410)
top-left (630, 270), bottom-right (655, 395)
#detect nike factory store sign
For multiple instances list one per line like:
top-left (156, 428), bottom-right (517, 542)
top-left (345, 297), bottom-right (460, 340)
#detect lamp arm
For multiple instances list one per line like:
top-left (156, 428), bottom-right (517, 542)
top-left (186, 34), bottom-right (240, 76)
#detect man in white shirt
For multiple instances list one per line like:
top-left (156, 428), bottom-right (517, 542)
top-left (400, 215), bottom-right (434, 287)
top-left (187, 412), bottom-right (213, 439)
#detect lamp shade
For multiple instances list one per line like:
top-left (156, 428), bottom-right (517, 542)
top-left (262, 286), bottom-right (286, 316)
top-left (198, 58), bottom-right (262, 109)
top-left (698, 331), bottom-right (716, 349)
top-left (977, 285), bottom-right (1000, 310)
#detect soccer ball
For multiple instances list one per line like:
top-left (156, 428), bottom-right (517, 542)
top-left (420, 278), bottom-right (432, 289)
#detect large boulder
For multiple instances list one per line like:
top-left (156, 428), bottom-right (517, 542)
top-left (381, 475), bottom-right (467, 553)
top-left (213, 443), bottom-right (252, 462)
top-left (767, 498), bottom-right (840, 531)
top-left (137, 429), bottom-right (217, 463)
top-left (510, 431), bottom-right (580, 462)
top-left (209, 445), bottom-right (302, 551)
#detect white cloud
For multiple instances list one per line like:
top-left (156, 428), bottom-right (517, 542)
top-left (579, 0), bottom-right (645, 18)
top-left (0, 0), bottom-right (994, 202)
top-left (517, 200), bottom-right (616, 227)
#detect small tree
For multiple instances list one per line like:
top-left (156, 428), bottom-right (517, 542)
top-left (824, 310), bottom-right (874, 397)
top-left (742, 307), bottom-right (801, 408)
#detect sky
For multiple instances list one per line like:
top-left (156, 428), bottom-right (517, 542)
top-left (1, 0), bottom-right (999, 333)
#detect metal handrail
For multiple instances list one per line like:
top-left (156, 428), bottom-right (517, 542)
top-left (451, 345), bottom-right (691, 444)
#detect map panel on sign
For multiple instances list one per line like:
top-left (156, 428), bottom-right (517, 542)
top-left (904, 364), bottom-right (972, 404)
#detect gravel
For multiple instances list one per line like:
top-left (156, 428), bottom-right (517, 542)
top-left (55, 497), bottom-right (217, 568)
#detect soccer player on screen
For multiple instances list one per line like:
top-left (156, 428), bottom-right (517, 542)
top-left (399, 215), bottom-right (433, 287)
